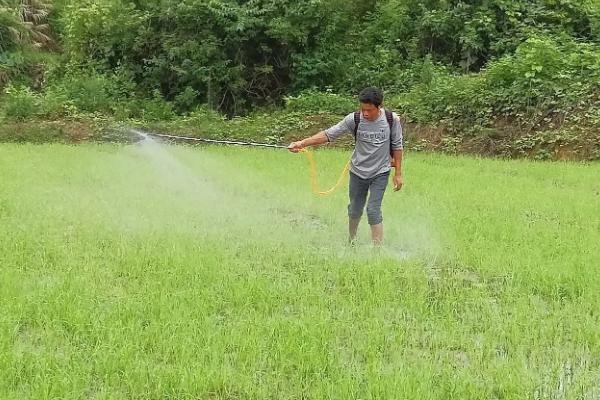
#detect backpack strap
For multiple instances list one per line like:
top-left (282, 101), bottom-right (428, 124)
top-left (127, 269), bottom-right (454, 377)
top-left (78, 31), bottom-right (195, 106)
top-left (385, 109), bottom-right (395, 158)
top-left (353, 111), bottom-right (360, 140)
top-left (385, 110), bottom-right (393, 131)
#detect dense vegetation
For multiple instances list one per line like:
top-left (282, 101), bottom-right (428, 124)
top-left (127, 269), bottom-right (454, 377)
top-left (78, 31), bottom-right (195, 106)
top-left (1, 0), bottom-right (599, 158)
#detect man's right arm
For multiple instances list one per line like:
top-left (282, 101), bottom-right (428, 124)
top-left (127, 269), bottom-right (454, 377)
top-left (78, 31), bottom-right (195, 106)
top-left (288, 113), bottom-right (354, 153)
top-left (287, 131), bottom-right (329, 153)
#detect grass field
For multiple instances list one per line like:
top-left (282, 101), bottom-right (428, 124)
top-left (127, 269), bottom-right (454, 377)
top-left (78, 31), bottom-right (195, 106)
top-left (1, 137), bottom-right (600, 399)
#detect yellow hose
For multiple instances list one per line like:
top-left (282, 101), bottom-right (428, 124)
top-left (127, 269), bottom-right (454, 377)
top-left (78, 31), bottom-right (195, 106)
top-left (300, 149), bottom-right (351, 196)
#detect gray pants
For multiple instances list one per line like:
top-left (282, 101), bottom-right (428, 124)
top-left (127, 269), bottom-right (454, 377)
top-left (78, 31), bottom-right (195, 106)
top-left (348, 171), bottom-right (389, 225)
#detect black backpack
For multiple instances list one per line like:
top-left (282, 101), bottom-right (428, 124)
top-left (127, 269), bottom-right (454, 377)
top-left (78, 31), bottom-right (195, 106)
top-left (353, 110), bottom-right (395, 159)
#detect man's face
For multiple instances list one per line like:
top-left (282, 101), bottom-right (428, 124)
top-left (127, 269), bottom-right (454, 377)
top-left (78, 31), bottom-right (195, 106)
top-left (360, 102), bottom-right (380, 121)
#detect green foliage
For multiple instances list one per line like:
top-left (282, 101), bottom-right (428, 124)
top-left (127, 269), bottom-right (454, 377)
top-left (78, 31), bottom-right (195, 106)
top-left (1, 0), bottom-right (600, 162)
top-left (389, 72), bottom-right (490, 128)
top-left (57, 74), bottom-right (120, 113)
top-left (1, 81), bottom-right (80, 120)
top-left (0, 51), bottom-right (25, 88)
top-left (284, 91), bottom-right (355, 114)
top-left (62, 0), bottom-right (146, 71)
top-left (0, 0), bottom-right (56, 93)
top-left (40, 84), bottom-right (76, 118)
top-left (485, 37), bottom-right (600, 117)
top-left (136, 90), bottom-right (175, 122)
top-left (1, 84), bottom-right (39, 119)
top-left (0, 6), bottom-right (20, 52)
top-left (174, 86), bottom-right (199, 114)
top-left (1, 0), bottom-right (54, 51)
top-left (393, 36), bottom-right (600, 132)
top-left (70, 0), bottom-right (594, 114)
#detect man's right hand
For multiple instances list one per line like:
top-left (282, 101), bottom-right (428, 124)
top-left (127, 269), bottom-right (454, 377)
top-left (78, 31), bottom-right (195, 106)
top-left (287, 141), bottom-right (304, 153)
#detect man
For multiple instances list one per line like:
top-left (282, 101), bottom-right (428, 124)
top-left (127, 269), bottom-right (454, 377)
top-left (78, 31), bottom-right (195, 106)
top-left (288, 87), bottom-right (403, 246)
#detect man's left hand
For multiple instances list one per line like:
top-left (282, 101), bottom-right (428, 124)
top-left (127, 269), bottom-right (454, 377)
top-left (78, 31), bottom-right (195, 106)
top-left (393, 174), bottom-right (403, 192)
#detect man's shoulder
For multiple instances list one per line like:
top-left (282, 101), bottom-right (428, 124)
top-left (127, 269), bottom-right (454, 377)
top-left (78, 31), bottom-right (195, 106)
top-left (343, 112), bottom-right (358, 127)
top-left (385, 109), bottom-right (402, 125)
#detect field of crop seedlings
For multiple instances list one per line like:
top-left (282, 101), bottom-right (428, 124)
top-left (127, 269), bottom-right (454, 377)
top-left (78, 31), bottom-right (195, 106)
top-left (1, 137), bottom-right (600, 399)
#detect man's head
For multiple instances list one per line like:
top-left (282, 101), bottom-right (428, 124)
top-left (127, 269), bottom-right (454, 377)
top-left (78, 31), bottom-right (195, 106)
top-left (359, 87), bottom-right (384, 121)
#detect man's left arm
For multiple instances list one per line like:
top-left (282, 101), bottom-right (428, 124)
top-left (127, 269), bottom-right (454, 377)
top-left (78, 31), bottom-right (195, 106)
top-left (392, 149), bottom-right (403, 191)
top-left (391, 114), bottom-right (404, 192)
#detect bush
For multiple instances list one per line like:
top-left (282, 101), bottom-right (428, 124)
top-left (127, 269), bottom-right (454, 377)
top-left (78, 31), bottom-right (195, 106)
top-left (136, 90), bottom-right (175, 121)
top-left (388, 69), bottom-right (490, 128)
top-left (174, 87), bottom-right (200, 114)
top-left (485, 37), bottom-right (600, 117)
top-left (284, 90), bottom-right (356, 114)
top-left (58, 74), bottom-right (119, 113)
top-left (186, 105), bottom-right (226, 124)
top-left (40, 86), bottom-right (78, 119)
top-left (391, 36), bottom-right (600, 128)
top-left (1, 85), bottom-right (40, 120)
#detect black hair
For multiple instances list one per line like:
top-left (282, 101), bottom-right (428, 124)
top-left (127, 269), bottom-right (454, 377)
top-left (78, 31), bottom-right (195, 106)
top-left (358, 87), bottom-right (384, 107)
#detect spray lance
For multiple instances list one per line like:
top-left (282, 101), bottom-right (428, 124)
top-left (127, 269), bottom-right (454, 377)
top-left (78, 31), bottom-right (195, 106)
top-left (146, 132), bottom-right (289, 149)
top-left (135, 130), bottom-right (350, 196)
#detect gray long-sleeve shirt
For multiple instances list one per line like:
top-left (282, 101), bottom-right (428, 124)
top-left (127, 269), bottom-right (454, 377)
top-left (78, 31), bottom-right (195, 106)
top-left (325, 109), bottom-right (403, 179)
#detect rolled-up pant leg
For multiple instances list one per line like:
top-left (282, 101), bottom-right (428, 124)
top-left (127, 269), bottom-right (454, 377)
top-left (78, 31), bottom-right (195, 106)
top-left (366, 171), bottom-right (389, 225)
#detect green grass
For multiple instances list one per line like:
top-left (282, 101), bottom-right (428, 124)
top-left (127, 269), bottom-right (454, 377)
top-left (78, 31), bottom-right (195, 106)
top-left (1, 140), bottom-right (599, 399)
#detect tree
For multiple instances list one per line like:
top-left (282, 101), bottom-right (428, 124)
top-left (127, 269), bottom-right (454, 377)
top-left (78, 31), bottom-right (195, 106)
top-left (0, 0), bottom-right (54, 49)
